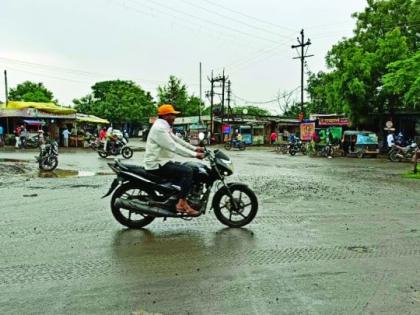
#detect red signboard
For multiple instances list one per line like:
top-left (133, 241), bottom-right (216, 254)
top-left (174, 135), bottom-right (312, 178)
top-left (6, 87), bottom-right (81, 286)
top-left (318, 117), bottom-right (349, 126)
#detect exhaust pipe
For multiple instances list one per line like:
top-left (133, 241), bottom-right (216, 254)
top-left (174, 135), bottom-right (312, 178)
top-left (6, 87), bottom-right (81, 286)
top-left (115, 198), bottom-right (177, 217)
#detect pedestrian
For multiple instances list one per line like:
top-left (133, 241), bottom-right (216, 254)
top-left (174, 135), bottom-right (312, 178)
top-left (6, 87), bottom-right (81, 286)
top-left (14, 125), bottom-right (22, 148)
top-left (20, 125), bottom-right (28, 148)
top-left (0, 124), bottom-right (4, 146)
top-left (270, 131), bottom-right (277, 145)
top-left (387, 129), bottom-right (395, 151)
top-left (62, 127), bottom-right (71, 147)
top-left (104, 126), bottom-right (113, 151)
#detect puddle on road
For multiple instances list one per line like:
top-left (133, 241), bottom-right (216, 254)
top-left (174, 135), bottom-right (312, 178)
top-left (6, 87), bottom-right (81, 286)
top-left (0, 158), bottom-right (31, 163)
top-left (38, 169), bottom-right (114, 178)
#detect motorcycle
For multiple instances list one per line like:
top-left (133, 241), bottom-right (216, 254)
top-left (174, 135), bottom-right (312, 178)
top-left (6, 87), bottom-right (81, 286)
top-left (389, 142), bottom-right (418, 162)
top-left (35, 140), bottom-right (59, 171)
top-left (224, 139), bottom-right (246, 151)
top-left (19, 135), bottom-right (39, 149)
top-left (320, 143), bottom-right (334, 158)
top-left (94, 136), bottom-right (133, 159)
top-left (288, 139), bottom-right (307, 156)
top-left (103, 133), bottom-right (258, 229)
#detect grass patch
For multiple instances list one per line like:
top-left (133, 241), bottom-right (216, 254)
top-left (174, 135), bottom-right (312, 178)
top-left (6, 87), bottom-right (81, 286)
top-left (403, 165), bottom-right (420, 179)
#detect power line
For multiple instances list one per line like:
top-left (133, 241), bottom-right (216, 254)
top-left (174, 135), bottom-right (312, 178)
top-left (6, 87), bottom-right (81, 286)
top-left (130, 0), bottom-right (280, 44)
top-left (115, 0), bottom-right (268, 49)
top-left (179, 0), bottom-right (293, 40)
top-left (200, 0), bottom-right (296, 32)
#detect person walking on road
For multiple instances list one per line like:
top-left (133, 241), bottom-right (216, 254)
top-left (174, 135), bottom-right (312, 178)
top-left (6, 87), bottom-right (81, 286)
top-left (62, 128), bottom-right (70, 147)
top-left (144, 104), bottom-right (205, 216)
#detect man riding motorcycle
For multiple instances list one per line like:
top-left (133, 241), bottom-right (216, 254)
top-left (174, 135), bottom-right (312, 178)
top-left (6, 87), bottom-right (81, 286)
top-left (144, 104), bottom-right (205, 216)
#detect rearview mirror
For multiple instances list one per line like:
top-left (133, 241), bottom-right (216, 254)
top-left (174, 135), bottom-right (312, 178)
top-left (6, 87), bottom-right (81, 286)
top-left (198, 132), bottom-right (205, 141)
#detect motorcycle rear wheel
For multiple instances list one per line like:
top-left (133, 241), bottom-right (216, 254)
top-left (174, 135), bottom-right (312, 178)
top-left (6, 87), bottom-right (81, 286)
top-left (389, 151), bottom-right (399, 162)
top-left (224, 143), bottom-right (232, 150)
top-left (239, 143), bottom-right (246, 150)
top-left (289, 148), bottom-right (297, 156)
top-left (111, 183), bottom-right (155, 229)
top-left (213, 184), bottom-right (258, 228)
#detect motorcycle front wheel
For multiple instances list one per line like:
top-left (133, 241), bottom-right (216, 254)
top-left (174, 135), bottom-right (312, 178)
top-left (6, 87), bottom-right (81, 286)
top-left (111, 183), bottom-right (155, 229)
top-left (98, 151), bottom-right (108, 158)
top-left (39, 156), bottom-right (58, 171)
top-left (289, 148), bottom-right (297, 156)
top-left (121, 147), bottom-right (133, 159)
top-left (213, 184), bottom-right (258, 228)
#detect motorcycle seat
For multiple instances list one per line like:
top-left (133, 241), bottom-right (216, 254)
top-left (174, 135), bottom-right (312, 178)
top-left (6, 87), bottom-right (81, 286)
top-left (118, 163), bottom-right (165, 183)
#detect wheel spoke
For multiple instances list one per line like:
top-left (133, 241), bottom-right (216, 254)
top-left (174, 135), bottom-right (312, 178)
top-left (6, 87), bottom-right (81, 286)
top-left (128, 210), bottom-right (132, 220)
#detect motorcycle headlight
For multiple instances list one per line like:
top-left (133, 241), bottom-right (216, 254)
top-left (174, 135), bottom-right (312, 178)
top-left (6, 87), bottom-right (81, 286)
top-left (221, 158), bottom-right (234, 173)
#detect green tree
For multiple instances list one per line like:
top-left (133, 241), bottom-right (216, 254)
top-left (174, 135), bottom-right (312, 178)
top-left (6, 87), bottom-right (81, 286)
top-left (157, 75), bottom-right (205, 116)
top-left (306, 0), bottom-right (419, 124)
top-left (73, 80), bottom-right (155, 124)
top-left (231, 105), bottom-right (271, 116)
top-left (9, 81), bottom-right (55, 103)
top-left (382, 51), bottom-right (420, 109)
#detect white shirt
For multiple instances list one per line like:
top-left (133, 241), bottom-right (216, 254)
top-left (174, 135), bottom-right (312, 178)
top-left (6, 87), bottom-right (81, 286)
top-left (387, 134), bottom-right (394, 147)
top-left (62, 129), bottom-right (70, 139)
top-left (144, 118), bottom-right (196, 170)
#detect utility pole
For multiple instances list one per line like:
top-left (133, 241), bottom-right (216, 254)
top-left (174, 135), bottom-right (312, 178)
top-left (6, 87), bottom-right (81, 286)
top-left (291, 29), bottom-right (313, 113)
top-left (226, 80), bottom-right (231, 124)
top-left (4, 70), bottom-right (8, 106)
top-left (199, 62), bottom-right (202, 124)
top-left (206, 71), bottom-right (228, 143)
top-left (4, 70), bottom-right (9, 134)
top-left (221, 69), bottom-right (225, 138)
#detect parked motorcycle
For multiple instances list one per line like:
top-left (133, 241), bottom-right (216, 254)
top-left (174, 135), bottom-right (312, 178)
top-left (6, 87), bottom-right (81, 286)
top-left (320, 143), bottom-right (334, 158)
top-left (389, 142), bottom-right (418, 162)
top-left (289, 139), bottom-right (307, 156)
top-left (103, 133), bottom-right (258, 229)
top-left (94, 136), bottom-right (133, 159)
top-left (35, 140), bottom-right (59, 171)
top-left (20, 135), bottom-right (39, 149)
top-left (224, 139), bottom-right (246, 151)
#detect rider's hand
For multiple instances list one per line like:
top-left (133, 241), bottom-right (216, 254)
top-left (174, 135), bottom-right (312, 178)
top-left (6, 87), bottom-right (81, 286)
top-left (196, 147), bottom-right (205, 153)
top-left (196, 152), bottom-right (205, 160)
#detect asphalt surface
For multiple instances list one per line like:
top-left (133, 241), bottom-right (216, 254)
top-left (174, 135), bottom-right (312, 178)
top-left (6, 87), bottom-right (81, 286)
top-left (0, 145), bottom-right (420, 314)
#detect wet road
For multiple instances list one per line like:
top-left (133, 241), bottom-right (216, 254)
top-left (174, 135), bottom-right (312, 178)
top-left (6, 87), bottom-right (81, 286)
top-left (1, 147), bottom-right (420, 314)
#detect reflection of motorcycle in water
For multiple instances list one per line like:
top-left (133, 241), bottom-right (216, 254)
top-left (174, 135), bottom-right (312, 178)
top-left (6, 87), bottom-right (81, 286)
top-left (389, 142), bottom-right (418, 162)
top-left (95, 137), bottom-right (133, 159)
top-left (36, 140), bottom-right (59, 171)
top-left (224, 140), bottom-right (246, 151)
top-left (103, 147), bottom-right (258, 229)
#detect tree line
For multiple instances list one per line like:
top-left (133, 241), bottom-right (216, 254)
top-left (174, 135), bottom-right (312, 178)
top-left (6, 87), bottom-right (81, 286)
top-left (287, 0), bottom-right (419, 125)
top-left (5, 75), bottom-right (270, 125)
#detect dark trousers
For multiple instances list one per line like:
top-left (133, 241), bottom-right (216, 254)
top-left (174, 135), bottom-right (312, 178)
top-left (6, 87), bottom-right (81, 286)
top-left (148, 161), bottom-right (193, 198)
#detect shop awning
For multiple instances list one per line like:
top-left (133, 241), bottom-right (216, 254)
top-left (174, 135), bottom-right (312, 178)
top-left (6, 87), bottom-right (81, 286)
top-left (6, 101), bottom-right (76, 115)
top-left (23, 120), bottom-right (44, 126)
top-left (76, 114), bottom-right (109, 124)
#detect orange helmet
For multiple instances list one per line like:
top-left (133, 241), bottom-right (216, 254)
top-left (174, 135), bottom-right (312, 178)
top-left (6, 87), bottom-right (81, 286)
top-left (157, 104), bottom-right (180, 116)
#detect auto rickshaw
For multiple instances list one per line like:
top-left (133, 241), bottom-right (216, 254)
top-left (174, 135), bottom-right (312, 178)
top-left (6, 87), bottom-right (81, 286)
top-left (342, 130), bottom-right (379, 158)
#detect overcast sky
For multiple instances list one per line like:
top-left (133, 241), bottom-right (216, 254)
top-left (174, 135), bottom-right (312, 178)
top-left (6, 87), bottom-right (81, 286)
top-left (0, 0), bottom-right (367, 114)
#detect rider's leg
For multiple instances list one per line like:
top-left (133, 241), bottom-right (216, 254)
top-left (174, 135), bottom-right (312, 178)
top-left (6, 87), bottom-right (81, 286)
top-left (149, 162), bottom-right (198, 215)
